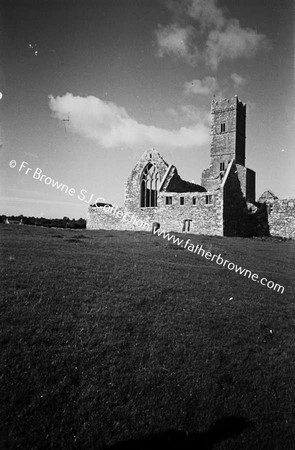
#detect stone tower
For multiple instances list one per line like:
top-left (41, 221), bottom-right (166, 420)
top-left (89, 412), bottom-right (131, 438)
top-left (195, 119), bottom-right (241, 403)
top-left (202, 95), bottom-right (255, 203)
top-left (210, 95), bottom-right (246, 166)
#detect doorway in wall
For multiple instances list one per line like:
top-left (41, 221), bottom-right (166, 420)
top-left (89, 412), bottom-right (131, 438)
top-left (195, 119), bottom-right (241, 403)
top-left (182, 219), bottom-right (192, 232)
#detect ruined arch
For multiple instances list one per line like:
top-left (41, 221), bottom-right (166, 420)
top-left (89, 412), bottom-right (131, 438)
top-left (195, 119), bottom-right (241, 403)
top-left (140, 163), bottom-right (159, 207)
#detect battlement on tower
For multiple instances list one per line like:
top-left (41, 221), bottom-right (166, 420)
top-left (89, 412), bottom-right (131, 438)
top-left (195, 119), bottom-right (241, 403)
top-left (211, 95), bottom-right (246, 115)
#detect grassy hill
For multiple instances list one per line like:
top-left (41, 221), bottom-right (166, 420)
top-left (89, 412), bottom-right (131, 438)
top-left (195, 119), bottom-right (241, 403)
top-left (1, 225), bottom-right (295, 449)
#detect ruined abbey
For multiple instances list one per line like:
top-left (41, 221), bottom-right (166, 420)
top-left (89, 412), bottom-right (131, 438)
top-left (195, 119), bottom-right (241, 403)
top-left (87, 96), bottom-right (295, 239)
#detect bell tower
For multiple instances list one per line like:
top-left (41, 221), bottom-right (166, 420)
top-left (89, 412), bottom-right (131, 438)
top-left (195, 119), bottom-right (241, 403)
top-left (201, 95), bottom-right (247, 192)
top-left (210, 95), bottom-right (246, 166)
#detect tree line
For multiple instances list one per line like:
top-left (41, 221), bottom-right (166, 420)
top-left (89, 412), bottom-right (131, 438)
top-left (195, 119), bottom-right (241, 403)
top-left (0, 215), bottom-right (86, 229)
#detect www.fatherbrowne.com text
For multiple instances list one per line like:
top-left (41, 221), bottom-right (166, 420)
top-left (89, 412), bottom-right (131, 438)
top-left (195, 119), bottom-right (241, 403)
top-left (153, 228), bottom-right (285, 294)
top-left (102, 203), bottom-right (284, 294)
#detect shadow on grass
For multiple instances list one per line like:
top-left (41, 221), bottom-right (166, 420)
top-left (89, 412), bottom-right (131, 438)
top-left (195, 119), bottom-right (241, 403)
top-left (65, 238), bottom-right (83, 243)
top-left (107, 416), bottom-right (253, 449)
top-left (65, 235), bottom-right (89, 242)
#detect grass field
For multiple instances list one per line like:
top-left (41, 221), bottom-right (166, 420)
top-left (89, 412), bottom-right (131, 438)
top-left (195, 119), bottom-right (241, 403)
top-left (1, 224), bottom-right (295, 449)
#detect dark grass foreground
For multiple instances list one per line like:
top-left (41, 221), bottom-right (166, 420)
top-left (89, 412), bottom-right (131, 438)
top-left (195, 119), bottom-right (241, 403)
top-left (0, 225), bottom-right (295, 449)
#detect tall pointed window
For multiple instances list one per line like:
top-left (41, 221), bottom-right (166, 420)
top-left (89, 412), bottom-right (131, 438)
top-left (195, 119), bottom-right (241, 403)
top-left (140, 163), bottom-right (159, 207)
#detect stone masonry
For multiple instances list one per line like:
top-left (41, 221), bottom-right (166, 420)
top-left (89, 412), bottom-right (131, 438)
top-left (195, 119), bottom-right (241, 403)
top-left (257, 194), bottom-right (295, 239)
top-left (87, 96), bottom-right (294, 239)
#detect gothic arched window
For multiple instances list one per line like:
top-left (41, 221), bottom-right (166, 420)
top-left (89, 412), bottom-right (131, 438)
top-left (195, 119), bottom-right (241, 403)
top-left (140, 163), bottom-right (159, 207)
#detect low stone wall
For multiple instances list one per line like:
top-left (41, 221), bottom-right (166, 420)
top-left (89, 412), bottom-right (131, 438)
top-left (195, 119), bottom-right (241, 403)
top-left (87, 206), bottom-right (126, 231)
top-left (87, 205), bottom-right (158, 232)
top-left (268, 199), bottom-right (295, 239)
top-left (87, 191), bottom-right (224, 236)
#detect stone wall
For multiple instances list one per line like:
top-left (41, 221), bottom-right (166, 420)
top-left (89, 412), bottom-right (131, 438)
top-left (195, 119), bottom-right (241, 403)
top-left (201, 161), bottom-right (225, 192)
top-left (235, 165), bottom-right (256, 203)
top-left (155, 191), bottom-right (223, 235)
top-left (87, 206), bottom-right (127, 231)
top-left (87, 193), bottom-right (295, 240)
top-left (87, 190), bottom-right (224, 236)
top-left (235, 100), bottom-right (246, 166)
top-left (246, 168), bottom-right (256, 203)
top-left (87, 205), bottom-right (160, 232)
top-left (223, 161), bottom-right (247, 236)
top-left (268, 199), bottom-right (295, 239)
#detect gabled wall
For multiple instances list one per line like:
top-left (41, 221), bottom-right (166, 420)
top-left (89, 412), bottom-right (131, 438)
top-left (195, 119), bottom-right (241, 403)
top-left (235, 165), bottom-right (256, 203)
top-left (222, 161), bottom-right (247, 236)
top-left (124, 149), bottom-right (168, 212)
top-left (165, 167), bottom-right (206, 193)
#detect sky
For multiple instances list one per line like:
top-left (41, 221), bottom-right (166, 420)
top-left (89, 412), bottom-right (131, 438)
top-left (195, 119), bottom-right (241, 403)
top-left (0, 0), bottom-right (294, 219)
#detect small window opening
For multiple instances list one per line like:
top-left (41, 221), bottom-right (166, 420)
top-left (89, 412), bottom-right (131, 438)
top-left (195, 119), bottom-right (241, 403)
top-left (180, 197), bottom-right (185, 206)
top-left (220, 162), bottom-right (225, 172)
top-left (165, 196), bottom-right (172, 205)
top-left (205, 195), bottom-right (213, 205)
top-left (221, 123), bottom-right (226, 133)
top-left (192, 196), bottom-right (196, 205)
top-left (267, 204), bottom-right (273, 214)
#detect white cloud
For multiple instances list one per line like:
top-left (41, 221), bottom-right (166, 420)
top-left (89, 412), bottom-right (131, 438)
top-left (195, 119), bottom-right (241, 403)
top-left (155, 24), bottom-right (198, 64)
top-left (166, 107), bottom-right (178, 116)
top-left (49, 93), bottom-right (209, 149)
top-left (184, 76), bottom-right (218, 96)
top-left (180, 105), bottom-right (211, 125)
top-left (166, 103), bottom-right (211, 125)
top-left (205, 19), bottom-right (267, 69)
top-left (230, 72), bottom-right (247, 87)
top-left (186, 0), bottom-right (226, 30)
top-left (155, 1), bottom-right (269, 69)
